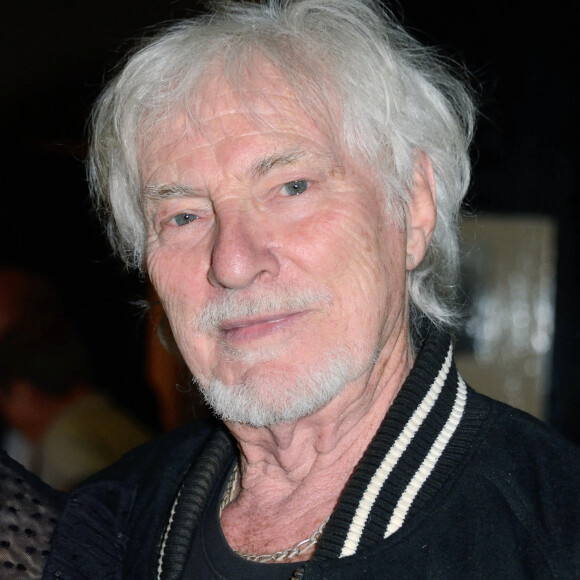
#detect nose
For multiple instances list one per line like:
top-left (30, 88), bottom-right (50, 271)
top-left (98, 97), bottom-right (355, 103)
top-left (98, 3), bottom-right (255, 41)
top-left (208, 207), bottom-right (279, 290)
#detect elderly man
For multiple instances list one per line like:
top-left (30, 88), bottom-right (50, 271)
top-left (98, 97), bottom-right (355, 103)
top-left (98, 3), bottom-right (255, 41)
top-left (44, 1), bottom-right (580, 578)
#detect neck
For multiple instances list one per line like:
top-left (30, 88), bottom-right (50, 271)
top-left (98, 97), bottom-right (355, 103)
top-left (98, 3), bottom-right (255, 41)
top-left (220, 323), bottom-right (414, 559)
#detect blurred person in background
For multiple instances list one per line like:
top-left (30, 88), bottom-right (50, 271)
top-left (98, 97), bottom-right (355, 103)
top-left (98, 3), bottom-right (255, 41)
top-left (0, 267), bottom-right (153, 492)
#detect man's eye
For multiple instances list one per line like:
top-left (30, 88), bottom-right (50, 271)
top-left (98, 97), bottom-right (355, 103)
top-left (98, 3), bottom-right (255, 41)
top-left (173, 212), bottom-right (198, 226)
top-left (282, 180), bottom-right (309, 196)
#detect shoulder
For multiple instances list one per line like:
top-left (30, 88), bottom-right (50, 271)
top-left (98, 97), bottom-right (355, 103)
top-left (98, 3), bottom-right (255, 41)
top-left (457, 389), bottom-right (580, 573)
top-left (44, 420), bottom-right (224, 579)
top-left (468, 389), bottom-right (580, 480)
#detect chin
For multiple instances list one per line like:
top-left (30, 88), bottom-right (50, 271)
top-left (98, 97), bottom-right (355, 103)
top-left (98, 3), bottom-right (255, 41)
top-left (197, 351), bottom-right (356, 427)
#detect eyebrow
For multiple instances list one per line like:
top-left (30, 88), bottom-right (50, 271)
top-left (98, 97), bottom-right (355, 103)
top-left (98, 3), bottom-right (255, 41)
top-left (143, 182), bottom-right (200, 203)
top-left (143, 148), bottom-right (336, 203)
top-left (248, 148), bottom-right (311, 179)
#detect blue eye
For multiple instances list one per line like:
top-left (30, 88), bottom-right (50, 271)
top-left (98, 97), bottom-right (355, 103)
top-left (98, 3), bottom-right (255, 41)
top-left (282, 180), bottom-right (308, 196)
top-left (173, 212), bottom-right (198, 226)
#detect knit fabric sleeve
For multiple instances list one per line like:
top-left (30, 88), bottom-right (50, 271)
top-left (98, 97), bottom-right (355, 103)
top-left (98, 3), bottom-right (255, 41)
top-left (0, 451), bottom-right (65, 579)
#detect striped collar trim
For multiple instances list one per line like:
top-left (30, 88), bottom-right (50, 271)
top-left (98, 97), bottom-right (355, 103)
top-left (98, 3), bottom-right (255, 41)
top-left (316, 328), bottom-right (471, 560)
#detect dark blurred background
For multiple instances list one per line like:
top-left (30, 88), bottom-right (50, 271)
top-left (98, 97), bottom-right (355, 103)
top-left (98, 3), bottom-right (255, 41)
top-left (1, 1), bottom-right (577, 441)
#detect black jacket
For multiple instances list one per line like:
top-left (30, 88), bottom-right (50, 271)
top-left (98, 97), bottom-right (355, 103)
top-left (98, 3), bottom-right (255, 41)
top-left (43, 327), bottom-right (580, 579)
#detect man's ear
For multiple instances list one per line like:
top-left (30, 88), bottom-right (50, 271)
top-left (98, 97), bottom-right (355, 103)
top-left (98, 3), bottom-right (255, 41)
top-left (406, 153), bottom-right (437, 271)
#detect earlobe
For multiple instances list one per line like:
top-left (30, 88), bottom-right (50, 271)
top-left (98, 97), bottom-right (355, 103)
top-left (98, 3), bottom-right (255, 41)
top-left (406, 153), bottom-right (437, 271)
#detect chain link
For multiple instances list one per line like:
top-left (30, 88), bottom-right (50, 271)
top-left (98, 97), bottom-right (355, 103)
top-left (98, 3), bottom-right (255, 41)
top-left (235, 517), bottom-right (329, 563)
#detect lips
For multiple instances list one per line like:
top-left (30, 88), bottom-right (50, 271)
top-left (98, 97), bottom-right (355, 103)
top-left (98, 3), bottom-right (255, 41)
top-left (219, 311), bottom-right (303, 342)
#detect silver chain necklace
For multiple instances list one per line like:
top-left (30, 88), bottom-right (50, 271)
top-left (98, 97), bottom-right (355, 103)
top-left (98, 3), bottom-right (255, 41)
top-left (236, 517), bottom-right (329, 563)
top-left (220, 464), bottom-right (329, 563)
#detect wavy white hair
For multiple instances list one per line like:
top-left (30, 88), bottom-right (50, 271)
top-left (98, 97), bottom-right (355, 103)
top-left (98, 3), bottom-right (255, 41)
top-left (88, 0), bottom-right (475, 333)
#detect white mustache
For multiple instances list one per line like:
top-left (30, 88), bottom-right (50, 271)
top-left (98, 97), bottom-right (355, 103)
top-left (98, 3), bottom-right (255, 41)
top-left (193, 287), bottom-right (333, 333)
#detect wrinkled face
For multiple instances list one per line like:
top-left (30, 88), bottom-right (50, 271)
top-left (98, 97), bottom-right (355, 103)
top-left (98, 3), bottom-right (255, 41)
top-left (143, 71), bottom-right (410, 426)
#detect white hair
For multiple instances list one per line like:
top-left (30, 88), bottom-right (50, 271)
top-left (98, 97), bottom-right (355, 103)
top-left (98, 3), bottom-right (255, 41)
top-left (88, 0), bottom-right (476, 333)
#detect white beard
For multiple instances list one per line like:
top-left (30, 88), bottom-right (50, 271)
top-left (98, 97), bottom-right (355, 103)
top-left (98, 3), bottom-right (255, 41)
top-left (186, 285), bottom-right (373, 426)
top-left (196, 350), bottom-right (357, 427)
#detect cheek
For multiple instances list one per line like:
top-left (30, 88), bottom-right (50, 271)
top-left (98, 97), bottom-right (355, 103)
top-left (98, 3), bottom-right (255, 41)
top-left (326, 214), bottom-right (407, 329)
top-left (147, 247), bottom-right (205, 319)
top-left (148, 253), bottom-right (212, 370)
top-left (303, 203), bottom-right (405, 290)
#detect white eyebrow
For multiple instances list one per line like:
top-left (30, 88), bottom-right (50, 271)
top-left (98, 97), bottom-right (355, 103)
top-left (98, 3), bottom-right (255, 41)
top-left (143, 148), bottom-right (337, 206)
top-left (141, 150), bottom-right (308, 203)
top-left (248, 148), bottom-right (311, 179)
top-left (143, 182), bottom-right (200, 202)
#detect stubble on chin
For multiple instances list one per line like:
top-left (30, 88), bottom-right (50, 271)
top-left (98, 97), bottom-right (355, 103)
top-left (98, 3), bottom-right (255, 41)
top-left (195, 350), bottom-right (353, 427)
top-left (194, 334), bottom-right (384, 428)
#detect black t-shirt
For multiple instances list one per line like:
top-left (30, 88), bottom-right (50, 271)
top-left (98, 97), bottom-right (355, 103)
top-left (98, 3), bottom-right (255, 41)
top-left (183, 462), bottom-right (303, 579)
